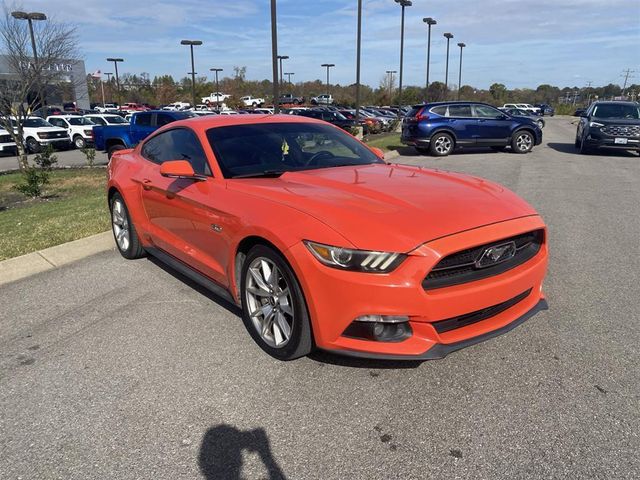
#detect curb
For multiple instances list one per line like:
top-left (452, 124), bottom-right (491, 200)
top-left (0, 231), bottom-right (114, 287)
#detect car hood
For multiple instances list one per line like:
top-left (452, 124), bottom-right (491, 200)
top-left (228, 163), bottom-right (537, 252)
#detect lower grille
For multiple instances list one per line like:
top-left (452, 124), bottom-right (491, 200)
top-left (601, 125), bottom-right (640, 137)
top-left (423, 230), bottom-right (544, 290)
top-left (432, 289), bottom-right (532, 334)
top-left (0, 134), bottom-right (12, 143)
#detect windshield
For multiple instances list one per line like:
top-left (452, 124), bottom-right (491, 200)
top-left (23, 118), bottom-right (52, 128)
top-left (68, 117), bottom-right (95, 126)
top-left (106, 116), bottom-right (128, 124)
top-left (206, 122), bottom-right (383, 178)
top-left (592, 104), bottom-right (640, 119)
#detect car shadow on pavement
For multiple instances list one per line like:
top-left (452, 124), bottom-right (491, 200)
top-left (309, 350), bottom-right (423, 369)
top-left (547, 142), bottom-right (639, 157)
top-left (146, 256), bottom-right (242, 317)
top-left (199, 424), bottom-right (287, 480)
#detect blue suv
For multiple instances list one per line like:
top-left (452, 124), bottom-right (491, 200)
top-left (401, 102), bottom-right (543, 156)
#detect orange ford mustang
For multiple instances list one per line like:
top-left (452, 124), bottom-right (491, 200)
top-left (107, 114), bottom-right (548, 360)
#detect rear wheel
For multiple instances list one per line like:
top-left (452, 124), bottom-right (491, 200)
top-left (240, 245), bottom-right (313, 360)
top-left (537, 120), bottom-right (545, 129)
top-left (429, 132), bottom-right (454, 156)
top-left (110, 193), bottom-right (145, 259)
top-left (107, 144), bottom-right (125, 160)
top-left (511, 131), bottom-right (534, 154)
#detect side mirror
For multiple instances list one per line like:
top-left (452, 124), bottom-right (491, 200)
top-left (370, 146), bottom-right (385, 159)
top-left (160, 160), bottom-right (205, 180)
top-left (580, 112), bottom-right (588, 118)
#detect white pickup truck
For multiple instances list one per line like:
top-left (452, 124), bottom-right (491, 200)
top-left (201, 92), bottom-right (231, 105)
top-left (9, 116), bottom-right (70, 153)
top-left (240, 95), bottom-right (265, 107)
top-left (46, 115), bottom-right (96, 149)
top-left (0, 127), bottom-right (17, 154)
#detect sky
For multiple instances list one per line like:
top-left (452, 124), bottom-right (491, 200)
top-left (9, 0), bottom-right (640, 90)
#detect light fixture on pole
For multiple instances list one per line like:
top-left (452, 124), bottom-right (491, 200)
top-left (457, 42), bottom-right (466, 100)
top-left (11, 11), bottom-right (47, 108)
top-left (385, 70), bottom-right (397, 104)
top-left (106, 58), bottom-right (124, 105)
top-left (394, 0), bottom-right (412, 115)
top-left (443, 33), bottom-right (454, 92)
top-left (321, 63), bottom-right (335, 96)
top-left (277, 55), bottom-right (289, 86)
top-left (284, 72), bottom-right (295, 84)
top-left (210, 68), bottom-right (223, 111)
top-left (423, 17), bottom-right (437, 95)
top-left (180, 40), bottom-right (203, 108)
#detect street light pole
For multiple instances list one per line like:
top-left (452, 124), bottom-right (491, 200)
top-left (11, 11), bottom-right (47, 108)
top-left (106, 58), bottom-right (124, 105)
top-left (321, 63), bottom-right (335, 96)
top-left (210, 68), bottom-right (223, 111)
top-left (395, 0), bottom-right (412, 116)
top-left (423, 17), bottom-right (437, 96)
top-left (457, 42), bottom-right (466, 100)
top-left (385, 70), bottom-right (397, 104)
top-left (181, 40), bottom-right (203, 108)
top-left (444, 33), bottom-right (454, 94)
top-left (284, 72), bottom-right (294, 84)
top-left (270, 0), bottom-right (280, 113)
top-left (277, 55), bottom-right (289, 85)
top-left (355, 0), bottom-right (363, 124)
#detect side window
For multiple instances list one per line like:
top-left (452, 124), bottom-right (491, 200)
top-left (49, 118), bottom-right (65, 127)
top-left (447, 105), bottom-right (472, 117)
top-left (141, 128), bottom-right (211, 176)
top-left (90, 117), bottom-right (106, 125)
top-left (474, 105), bottom-right (503, 118)
top-left (136, 113), bottom-right (152, 126)
top-left (156, 113), bottom-right (175, 127)
top-left (430, 106), bottom-right (447, 116)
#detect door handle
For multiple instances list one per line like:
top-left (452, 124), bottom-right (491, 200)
top-left (142, 178), bottom-right (152, 190)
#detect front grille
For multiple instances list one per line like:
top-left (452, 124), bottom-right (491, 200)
top-left (600, 125), bottom-right (640, 137)
top-left (431, 289), bottom-right (532, 334)
top-left (423, 229), bottom-right (544, 290)
top-left (0, 134), bottom-right (12, 143)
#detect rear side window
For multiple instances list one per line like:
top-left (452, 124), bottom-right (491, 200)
top-left (430, 106), bottom-right (447, 116)
top-left (407, 106), bottom-right (423, 118)
top-left (157, 113), bottom-right (175, 126)
top-left (447, 105), bottom-right (472, 117)
top-left (136, 113), bottom-right (152, 126)
top-left (141, 128), bottom-right (211, 176)
top-left (88, 117), bottom-right (105, 125)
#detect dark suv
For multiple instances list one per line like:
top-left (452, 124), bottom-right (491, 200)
top-left (402, 102), bottom-right (542, 156)
top-left (575, 101), bottom-right (640, 155)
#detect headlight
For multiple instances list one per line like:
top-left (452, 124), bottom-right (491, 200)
top-left (37, 132), bottom-right (50, 139)
top-left (589, 121), bottom-right (604, 128)
top-left (304, 241), bottom-right (406, 273)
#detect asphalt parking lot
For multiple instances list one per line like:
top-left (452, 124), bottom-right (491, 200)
top-left (1, 116), bottom-right (638, 479)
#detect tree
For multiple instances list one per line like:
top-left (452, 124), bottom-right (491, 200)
top-left (489, 83), bottom-right (507, 102)
top-left (0, 4), bottom-right (79, 170)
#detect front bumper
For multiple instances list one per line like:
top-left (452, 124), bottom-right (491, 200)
top-left (0, 142), bottom-right (17, 153)
top-left (38, 137), bottom-right (71, 147)
top-left (584, 131), bottom-right (640, 150)
top-left (287, 216), bottom-right (548, 359)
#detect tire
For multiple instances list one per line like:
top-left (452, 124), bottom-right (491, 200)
top-left (252, 102), bottom-right (257, 107)
top-left (107, 144), bottom-right (125, 160)
top-left (511, 130), bottom-right (534, 154)
top-left (429, 132), bottom-right (454, 156)
top-left (578, 137), bottom-right (592, 155)
top-left (293, 99), bottom-right (300, 105)
top-left (26, 137), bottom-right (41, 154)
top-left (240, 244), bottom-right (313, 360)
top-left (73, 135), bottom-right (86, 149)
top-left (109, 192), bottom-right (145, 260)
top-left (415, 147), bottom-right (430, 155)
top-left (574, 136), bottom-right (581, 149)
top-left (491, 146), bottom-right (507, 152)
top-left (537, 120), bottom-right (545, 129)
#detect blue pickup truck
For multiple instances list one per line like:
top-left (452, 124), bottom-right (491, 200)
top-left (94, 110), bottom-right (196, 158)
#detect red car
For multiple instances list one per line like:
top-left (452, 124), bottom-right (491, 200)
top-left (107, 115), bottom-right (548, 360)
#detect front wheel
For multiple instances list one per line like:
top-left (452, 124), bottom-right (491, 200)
top-left (110, 193), bottom-right (145, 259)
top-left (240, 245), bottom-right (313, 360)
top-left (429, 132), bottom-right (454, 156)
top-left (26, 137), bottom-right (41, 154)
top-left (73, 135), bottom-right (86, 149)
top-left (511, 131), bottom-right (534, 154)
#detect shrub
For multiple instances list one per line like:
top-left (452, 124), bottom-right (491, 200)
top-left (81, 147), bottom-right (97, 167)
top-left (13, 145), bottom-right (58, 198)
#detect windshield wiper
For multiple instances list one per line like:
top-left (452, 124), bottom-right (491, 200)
top-left (232, 170), bottom-right (287, 179)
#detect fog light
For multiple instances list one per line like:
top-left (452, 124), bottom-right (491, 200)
top-left (343, 315), bottom-right (412, 343)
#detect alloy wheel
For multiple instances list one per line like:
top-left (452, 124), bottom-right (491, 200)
top-left (245, 257), bottom-right (294, 348)
top-left (516, 133), bottom-right (533, 152)
top-left (434, 136), bottom-right (452, 154)
top-left (111, 198), bottom-right (130, 252)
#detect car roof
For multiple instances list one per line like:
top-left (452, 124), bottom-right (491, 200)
top-left (155, 113), bottom-right (328, 134)
top-left (412, 101), bottom-right (496, 108)
top-left (591, 101), bottom-right (638, 106)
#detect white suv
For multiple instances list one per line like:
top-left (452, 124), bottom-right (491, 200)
top-left (0, 127), bottom-right (17, 154)
top-left (10, 116), bottom-right (70, 153)
top-left (46, 115), bottom-right (96, 149)
top-left (94, 104), bottom-right (119, 113)
top-left (311, 94), bottom-right (333, 105)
